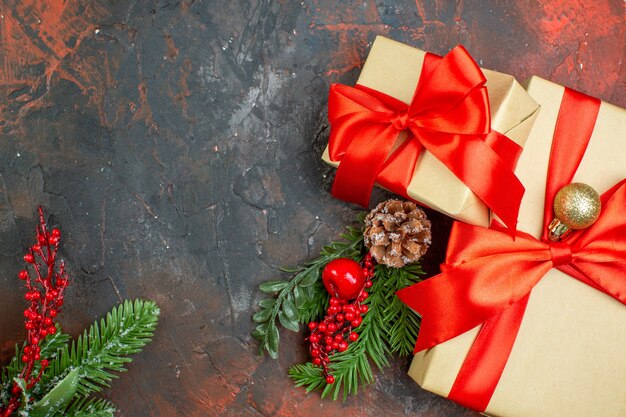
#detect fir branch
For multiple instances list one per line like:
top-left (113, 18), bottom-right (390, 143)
top-left (288, 262), bottom-right (424, 399)
top-left (253, 221), bottom-right (365, 359)
top-left (62, 398), bottom-right (116, 417)
top-left (379, 264), bottom-right (424, 356)
top-left (39, 299), bottom-right (160, 398)
top-left (1, 329), bottom-right (70, 399)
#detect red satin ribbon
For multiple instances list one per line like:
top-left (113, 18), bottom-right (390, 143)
top-left (327, 46), bottom-right (525, 232)
top-left (397, 88), bottom-right (624, 412)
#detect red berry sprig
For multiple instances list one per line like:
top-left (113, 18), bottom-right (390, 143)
top-left (306, 253), bottom-right (375, 384)
top-left (1, 207), bottom-right (69, 417)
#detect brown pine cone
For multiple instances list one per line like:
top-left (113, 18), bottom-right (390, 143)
top-left (363, 200), bottom-right (431, 268)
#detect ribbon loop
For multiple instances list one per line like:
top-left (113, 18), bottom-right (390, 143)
top-left (327, 46), bottom-right (525, 232)
top-left (549, 241), bottom-right (572, 267)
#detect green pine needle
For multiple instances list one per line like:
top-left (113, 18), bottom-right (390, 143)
top-left (39, 299), bottom-right (160, 397)
top-left (1, 328), bottom-right (70, 388)
top-left (288, 262), bottom-right (423, 400)
top-left (62, 398), bottom-right (116, 417)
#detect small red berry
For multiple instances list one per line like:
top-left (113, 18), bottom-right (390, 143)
top-left (38, 235), bottom-right (47, 244)
top-left (308, 322), bottom-right (317, 330)
top-left (329, 297), bottom-right (340, 307)
top-left (325, 375), bottom-right (335, 384)
top-left (48, 326), bottom-right (57, 335)
top-left (324, 336), bottom-right (334, 346)
top-left (21, 355), bottom-right (29, 363)
top-left (56, 299), bottom-right (63, 306)
top-left (331, 341), bottom-right (340, 350)
top-left (311, 348), bottom-right (321, 357)
top-left (334, 334), bottom-right (343, 342)
top-left (31, 336), bottom-right (39, 345)
top-left (338, 341), bottom-right (349, 352)
top-left (344, 312), bottom-right (355, 321)
top-left (351, 316), bottom-right (362, 327)
top-left (335, 313), bottom-right (345, 322)
top-left (312, 357), bottom-right (322, 366)
top-left (46, 292), bottom-right (55, 301)
top-left (365, 280), bottom-right (373, 288)
top-left (317, 323), bottom-right (327, 333)
top-left (41, 359), bottom-right (49, 368)
top-left (349, 332), bottom-right (359, 342)
top-left (18, 270), bottom-right (28, 280)
top-left (25, 322), bottom-right (34, 330)
top-left (358, 292), bottom-right (369, 302)
top-left (23, 346), bottom-right (31, 354)
top-left (52, 228), bottom-right (61, 238)
top-left (31, 291), bottom-right (40, 300)
top-left (34, 353), bottom-right (40, 360)
top-left (43, 317), bottom-right (53, 326)
top-left (327, 323), bottom-right (338, 333)
top-left (40, 329), bottom-right (48, 337)
top-left (324, 345), bottom-right (333, 352)
top-left (11, 384), bottom-right (20, 395)
top-left (309, 334), bottom-right (320, 343)
top-left (360, 305), bottom-right (369, 313)
top-left (49, 309), bottom-right (58, 317)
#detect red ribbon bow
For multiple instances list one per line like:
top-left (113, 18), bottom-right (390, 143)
top-left (400, 185), bottom-right (626, 353)
top-left (397, 88), bottom-right (625, 412)
top-left (327, 45), bottom-right (525, 231)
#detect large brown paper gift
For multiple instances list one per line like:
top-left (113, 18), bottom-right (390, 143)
top-left (407, 76), bottom-right (626, 417)
top-left (321, 36), bottom-right (539, 227)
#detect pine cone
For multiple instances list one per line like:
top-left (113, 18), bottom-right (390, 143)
top-left (364, 200), bottom-right (431, 268)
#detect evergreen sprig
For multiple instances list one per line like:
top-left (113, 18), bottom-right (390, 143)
top-left (38, 299), bottom-right (160, 398)
top-left (252, 216), bottom-right (365, 359)
top-left (64, 398), bottom-right (116, 417)
top-left (1, 299), bottom-right (159, 417)
top-left (252, 212), bottom-right (425, 398)
top-left (288, 263), bottom-right (423, 399)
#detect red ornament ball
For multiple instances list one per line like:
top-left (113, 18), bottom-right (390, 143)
top-left (322, 258), bottom-right (365, 301)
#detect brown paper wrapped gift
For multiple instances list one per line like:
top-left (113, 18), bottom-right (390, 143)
top-left (407, 76), bottom-right (626, 417)
top-left (322, 36), bottom-right (539, 227)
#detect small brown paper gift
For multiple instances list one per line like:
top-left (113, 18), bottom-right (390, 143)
top-left (322, 36), bottom-right (539, 227)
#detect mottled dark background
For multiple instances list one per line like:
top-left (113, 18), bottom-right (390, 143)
top-left (0, 1), bottom-right (623, 416)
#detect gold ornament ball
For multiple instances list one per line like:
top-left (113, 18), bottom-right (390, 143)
top-left (553, 183), bottom-right (601, 230)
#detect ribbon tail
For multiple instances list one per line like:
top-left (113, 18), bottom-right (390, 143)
top-left (448, 294), bottom-right (530, 412)
top-left (397, 226), bottom-right (552, 352)
top-left (376, 134), bottom-right (423, 198)
top-left (331, 124), bottom-right (400, 207)
top-left (416, 131), bottom-right (524, 232)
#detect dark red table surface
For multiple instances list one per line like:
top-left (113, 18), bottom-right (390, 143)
top-left (0, 1), bottom-right (624, 416)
